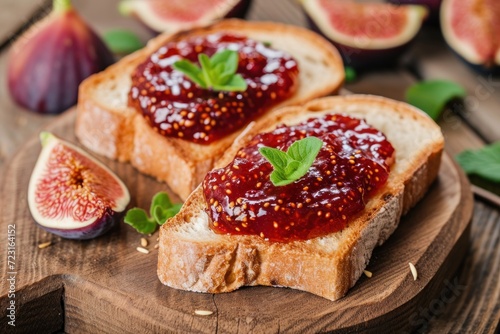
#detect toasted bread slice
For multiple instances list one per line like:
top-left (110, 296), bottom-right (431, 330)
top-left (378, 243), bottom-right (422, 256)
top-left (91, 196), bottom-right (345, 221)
top-left (75, 19), bottom-right (344, 200)
top-left (157, 95), bottom-right (444, 301)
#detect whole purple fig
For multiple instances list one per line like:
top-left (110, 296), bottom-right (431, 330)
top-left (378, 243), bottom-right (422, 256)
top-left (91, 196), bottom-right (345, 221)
top-left (7, 0), bottom-right (114, 114)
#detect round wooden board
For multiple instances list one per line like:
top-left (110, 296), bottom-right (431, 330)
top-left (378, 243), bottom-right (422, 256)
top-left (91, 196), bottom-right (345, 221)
top-left (0, 109), bottom-right (473, 333)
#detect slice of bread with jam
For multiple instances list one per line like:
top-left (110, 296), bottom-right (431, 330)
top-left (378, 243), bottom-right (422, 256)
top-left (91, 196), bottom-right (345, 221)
top-left (75, 19), bottom-right (344, 200)
top-left (157, 95), bottom-right (444, 301)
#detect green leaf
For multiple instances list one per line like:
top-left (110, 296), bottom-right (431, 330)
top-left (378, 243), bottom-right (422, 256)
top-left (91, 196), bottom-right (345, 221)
top-left (150, 192), bottom-right (172, 217)
top-left (124, 192), bottom-right (182, 234)
top-left (406, 80), bottom-right (466, 120)
top-left (344, 66), bottom-right (357, 83)
top-left (103, 29), bottom-right (144, 55)
top-left (210, 49), bottom-right (237, 72)
top-left (124, 208), bottom-right (157, 234)
top-left (259, 136), bottom-right (323, 187)
top-left (153, 203), bottom-right (183, 225)
top-left (456, 142), bottom-right (500, 182)
top-left (259, 146), bottom-right (291, 170)
top-left (172, 60), bottom-right (206, 88)
top-left (287, 136), bottom-right (323, 163)
top-left (270, 170), bottom-right (292, 186)
top-left (173, 49), bottom-right (247, 92)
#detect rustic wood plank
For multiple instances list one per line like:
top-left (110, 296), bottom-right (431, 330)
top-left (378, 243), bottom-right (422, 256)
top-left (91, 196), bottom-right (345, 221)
top-left (0, 1), bottom-right (498, 332)
top-left (346, 70), bottom-right (485, 157)
top-left (0, 110), bottom-right (473, 333)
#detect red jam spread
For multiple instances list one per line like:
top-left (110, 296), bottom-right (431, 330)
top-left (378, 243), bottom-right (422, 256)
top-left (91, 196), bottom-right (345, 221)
top-left (129, 34), bottom-right (299, 144)
top-left (203, 114), bottom-right (395, 242)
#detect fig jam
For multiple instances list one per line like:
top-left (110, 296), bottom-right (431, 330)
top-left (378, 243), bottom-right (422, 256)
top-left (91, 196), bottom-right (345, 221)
top-left (129, 34), bottom-right (299, 144)
top-left (203, 114), bottom-right (395, 242)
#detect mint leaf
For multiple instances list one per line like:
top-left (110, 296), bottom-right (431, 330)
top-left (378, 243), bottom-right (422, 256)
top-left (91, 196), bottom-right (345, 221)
top-left (172, 60), bottom-right (206, 88)
top-left (103, 29), bottom-right (143, 55)
top-left (173, 49), bottom-right (247, 92)
top-left (214, 75), bottom-right (247, 92)
top-left (259, 146), bottom-right (291, 170)
top-left (456, 142), bottom-right (500, 182)
top-left (344, 66), bottom-right (357, 83)
top-left (124, 192), bottom-right (182, 234)
top-left (150, 192), bottom-right (173, 216)
top-left (124, 208), bottom-right (157, 234)
top-left (153, 203), bottom-right (183, 225)
top-left (259, 136), bottom-right (323, 186)
top-left (406, 80), bottom-right (466, 120)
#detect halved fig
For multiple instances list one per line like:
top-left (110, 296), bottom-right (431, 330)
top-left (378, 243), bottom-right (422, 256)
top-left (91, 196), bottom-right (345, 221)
top-left (441, 0), bottom-right (500, 73)
top-left (301, 0), bottom-right (428, 68)
top-left (119, 0), bottom-right (252, 33)
top-left (28, 132), bottom-right (130, 240)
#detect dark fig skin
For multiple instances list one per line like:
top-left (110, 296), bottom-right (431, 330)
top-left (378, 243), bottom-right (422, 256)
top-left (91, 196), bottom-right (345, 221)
top-left (36, 209), bottom-right (123, 240)
top-left (7, 7), bottom-right (114, 114)
top-left (388, 0), bottom-right (441, 23)
top-left (225, 0), bottom-right (252, 20)
top-left (306, 16), bottom-right (412, 70)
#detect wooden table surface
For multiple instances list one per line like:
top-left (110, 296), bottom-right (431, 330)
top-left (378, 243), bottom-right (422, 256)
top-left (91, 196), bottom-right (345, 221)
top-left (0, 0), bottom-right (498, 333)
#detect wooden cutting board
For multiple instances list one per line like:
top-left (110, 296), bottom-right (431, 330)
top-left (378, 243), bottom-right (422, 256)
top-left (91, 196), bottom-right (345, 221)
top-left (0, 109), bottom-right (473, 333)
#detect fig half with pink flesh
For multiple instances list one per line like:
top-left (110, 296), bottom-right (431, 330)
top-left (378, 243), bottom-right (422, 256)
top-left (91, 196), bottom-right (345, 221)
top-left (301, 0), bottom-right (428, 69)
top-left (28, 132), bottom-right (130, 240)
top-left (119, 0), bottom-right (252, 34)
top-left (441, 0), bottom-right (500, 73)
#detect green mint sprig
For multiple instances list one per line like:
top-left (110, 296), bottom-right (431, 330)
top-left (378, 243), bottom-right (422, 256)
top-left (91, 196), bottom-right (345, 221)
top-left (259, 136), bottom-right (323, 186)
top-left (456, 142), bottom-right (500, 182)
top-left (124, 192), bottom-right (182, 234)
top-left (173, 49), bottom-right (247, 92)
top-left (406, 80), bottom-right (466, 120)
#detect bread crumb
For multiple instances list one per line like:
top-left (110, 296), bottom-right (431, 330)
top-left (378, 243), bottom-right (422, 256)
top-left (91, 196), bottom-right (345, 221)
top-left (140, 237), bottom-right (148, 247)
top-left (38, 241), bottom-right (52, 249)
top-left (363, 270), bottom-right (372, 278)
top-left (194, 310), bottom-right (213, 316)
top-left (154, 243), bottom-right (159, 249)
top-left (136, 246), bottom-right (149, 254)
top-left (409, 262), bottom-right (417, 280)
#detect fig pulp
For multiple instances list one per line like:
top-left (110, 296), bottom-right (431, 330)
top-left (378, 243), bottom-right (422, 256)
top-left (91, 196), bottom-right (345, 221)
top-left (441, 0), bottom-right (500, 73)
top-left (119, 0), bottom-right (252, 33)
top-left (301, 0), bottom-right (427, 69)
top-left (28, 132), bottom-right (130, 240)
top-left (7, 0), bottom-right (114, 114)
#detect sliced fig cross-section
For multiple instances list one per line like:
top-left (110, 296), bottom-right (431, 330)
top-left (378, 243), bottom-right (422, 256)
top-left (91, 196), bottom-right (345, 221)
top-left (119, 0), bottom-right (252, 33)
top-left (441, 0), bottom-right (500, 72)
top-left (301, 0), bottom-right (427, 68)
top-left (28, 132), bottom-right (130, 240)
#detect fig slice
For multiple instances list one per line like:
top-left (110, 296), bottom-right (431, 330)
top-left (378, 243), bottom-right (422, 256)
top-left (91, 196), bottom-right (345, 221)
top-left (441, 0), bottom-right (500, 72)
top-left (301, 0), bottom-right (427, 68)
top-left (28, 132), bottom-right (130, 240)
top-left (119, 0), bottom-right (252, 33)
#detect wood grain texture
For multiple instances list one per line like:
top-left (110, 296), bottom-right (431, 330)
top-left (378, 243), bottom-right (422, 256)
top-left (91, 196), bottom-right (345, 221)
top-left (0, 0), bottom-right (498, 332)
top-left (412, 27), bottom-right (500, 143)
top-left (0, 110), bottom-right (473, 333)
